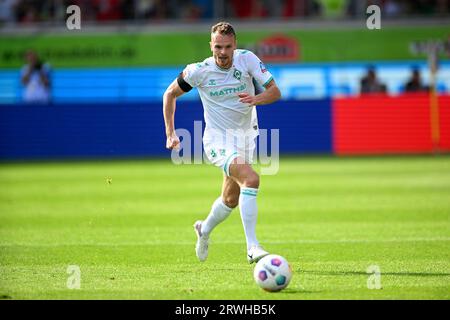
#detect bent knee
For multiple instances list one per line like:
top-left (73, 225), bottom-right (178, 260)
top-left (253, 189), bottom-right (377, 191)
top-left (222, 194), bottom-right (239, 209)
top-left (243, 173), bottom-right (260, 188)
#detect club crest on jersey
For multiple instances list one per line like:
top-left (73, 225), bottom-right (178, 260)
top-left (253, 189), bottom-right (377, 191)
top-left (233, 69), bottom-right (242, 80)
top-left (260, 61), bottom-right (267, 73)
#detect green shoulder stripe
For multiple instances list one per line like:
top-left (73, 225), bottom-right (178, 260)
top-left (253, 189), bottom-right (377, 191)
top-left (263, 76), bottom-right (274, 88)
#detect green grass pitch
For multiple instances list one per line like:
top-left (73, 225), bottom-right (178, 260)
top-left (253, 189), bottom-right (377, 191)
top-left (0, 156), bottom-right (449, 300)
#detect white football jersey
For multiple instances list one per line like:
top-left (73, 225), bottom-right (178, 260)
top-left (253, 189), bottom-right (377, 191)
top-left (182, 49), bottom-right (274, 142)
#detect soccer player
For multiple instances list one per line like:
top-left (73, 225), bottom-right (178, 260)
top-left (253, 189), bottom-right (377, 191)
top-left (163, 22), bottom-right (281, 264)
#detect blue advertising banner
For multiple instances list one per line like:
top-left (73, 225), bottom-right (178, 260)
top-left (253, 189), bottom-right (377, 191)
top-left (0, 100), bottom-right (332, 160)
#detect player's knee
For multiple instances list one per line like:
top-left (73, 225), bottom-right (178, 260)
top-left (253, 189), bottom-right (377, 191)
top-left (222, 195), bottom-right (239, 209)
top-left (243, 172), bottom-right (260, 188)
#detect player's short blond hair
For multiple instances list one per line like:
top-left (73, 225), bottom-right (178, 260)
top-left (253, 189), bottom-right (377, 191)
top-left (211, 22), bottom-right (236, 38)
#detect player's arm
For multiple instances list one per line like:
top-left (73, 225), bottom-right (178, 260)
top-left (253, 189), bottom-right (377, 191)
top-left (163, 73), bottom-right (190, 150)
top-left (39, 65), bottom-right (51, 88)
top-left (238, 79), bottom-right (281, 106)
top-left (21, 66), bottom-right (33, 85)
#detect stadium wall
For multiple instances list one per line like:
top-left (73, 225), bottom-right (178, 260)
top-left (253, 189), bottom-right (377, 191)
top-left (1, 26), bottom-right (448, 68)
top-left (1, 96), bottom-right (449, 161)
top-left (0, 99), bottom-right (332, 160)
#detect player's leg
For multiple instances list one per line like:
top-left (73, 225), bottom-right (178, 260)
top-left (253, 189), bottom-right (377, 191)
top-left (201, 175), bottom-right (239, 236)
top-left (228, 158), bottom-right (268, 263)
top-left (194, 175), bottom-right (239, 262)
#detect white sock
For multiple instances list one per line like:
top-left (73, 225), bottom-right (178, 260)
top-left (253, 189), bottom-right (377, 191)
top-left (239, 187), bottom-right (259, 249)
top-left (201, 197), bottom-right (233, 236)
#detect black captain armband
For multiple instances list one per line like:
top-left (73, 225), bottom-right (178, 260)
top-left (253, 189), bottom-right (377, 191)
top-left (177, 72), bottom-right (193, 92)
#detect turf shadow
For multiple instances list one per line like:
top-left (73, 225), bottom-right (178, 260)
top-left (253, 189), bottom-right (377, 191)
top-left (279, 287), bottom-right (320, 294)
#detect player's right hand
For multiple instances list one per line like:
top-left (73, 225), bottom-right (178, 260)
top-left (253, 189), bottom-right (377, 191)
top-left (166, 133), bottom-right (180, 150)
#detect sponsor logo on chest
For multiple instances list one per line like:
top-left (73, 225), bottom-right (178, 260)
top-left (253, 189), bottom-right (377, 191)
top-left (209, 83), bottom-right (247, 97)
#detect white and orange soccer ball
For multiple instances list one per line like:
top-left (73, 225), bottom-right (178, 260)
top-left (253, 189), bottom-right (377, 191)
top-left (253, 254), bottom-right (292, 292)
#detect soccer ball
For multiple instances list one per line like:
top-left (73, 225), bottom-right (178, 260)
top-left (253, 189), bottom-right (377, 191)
top-left (253, 254), bottom-right (292, 292)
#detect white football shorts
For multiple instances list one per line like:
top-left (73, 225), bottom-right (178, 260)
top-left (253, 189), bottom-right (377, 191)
top-left (203, 134), bottom-right (256, 176)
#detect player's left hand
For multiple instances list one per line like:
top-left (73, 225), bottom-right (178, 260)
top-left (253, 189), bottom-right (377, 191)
top-left (238, 93), bottom-right (258, 106)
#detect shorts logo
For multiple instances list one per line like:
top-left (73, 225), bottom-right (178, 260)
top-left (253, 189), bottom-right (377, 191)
top-left (210, 149), bottom-right (217, 158)
top-left (208, 79), bottom-right (216, 86)
top-left (233, 69), bottom-right (242, 80)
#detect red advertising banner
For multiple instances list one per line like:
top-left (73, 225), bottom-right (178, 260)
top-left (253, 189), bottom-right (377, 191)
top-left (333, 94), bottom-right (450, 155)
top-left (255, 34), bottom-right (300, 62)
top-left (438, 95), bottom-right (450, 151)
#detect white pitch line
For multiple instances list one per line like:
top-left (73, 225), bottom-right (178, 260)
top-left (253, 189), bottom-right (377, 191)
top-left (0, 237), bottom-right (449, 247)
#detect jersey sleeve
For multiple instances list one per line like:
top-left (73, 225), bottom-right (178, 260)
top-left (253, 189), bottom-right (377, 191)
top-left (182, 63), bottom-right (203, 88)
top-left (42, 63), bottom-right (51, 76)
top-left (20, 65), bottom-right (30, 78)
top-left (245, 51), bottom-right (274, 88)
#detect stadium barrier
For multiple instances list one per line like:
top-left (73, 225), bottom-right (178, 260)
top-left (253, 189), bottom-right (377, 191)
top-left (0, 96), bottom-right (448, 160)
top-left (0, 99), bottom-right (332, 160)
top-left (333, 94), bottom-right (450, 154)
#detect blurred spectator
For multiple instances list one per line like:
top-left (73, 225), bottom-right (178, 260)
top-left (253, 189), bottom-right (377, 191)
top-left (120, 0), bottom-right (136, 20)
top-left (21, 50), bottom-right (51, 104)
top-left (135, 0), bottom-right (169, 20)
top-left (284, 0), bottom-right (323, 18)
top-left (0, 0), bottom-right (19, 25)
top-left (93, 0), bottom-right (122, 21)
top-left (229, 0), bottom-right (266, 18)
top-left (228, 0), bottom-right (322, 19)
top-left (1, 0), bottom-right (448, 24)
top-left (135, 0), bottom-right (155, 19)
top-left (360, 66), bottom-right (387, 94)
top-left (404, 68), bottom-right (430, 92)
top-left (345, 0), bottom-right (367, 17)
top-left (405, 0), bottom-right (448, 15)
top-left (16, 0), bottom-right (41, 24)
top-left (346, 0), bottom-right (449, 18)
top-left (384, 0), bottom-right (402, 18)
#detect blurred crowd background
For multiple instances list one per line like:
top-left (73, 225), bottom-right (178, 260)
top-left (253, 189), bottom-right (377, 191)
top-left (0, 0), bottom-right (449, 159)
top-left (1, 0), bottom-right (449, 104)
top-left (0, 0), bottom-right (448, 25)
